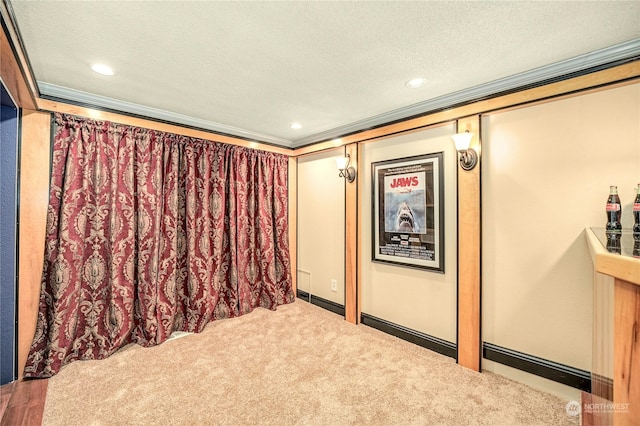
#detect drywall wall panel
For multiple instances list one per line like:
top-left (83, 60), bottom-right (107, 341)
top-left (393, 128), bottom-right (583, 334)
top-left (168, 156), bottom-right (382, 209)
top-left (482, 82), bottom-right (640, 372)
top-left (361, 123), bottom-right (458, 342)
top-left (297, 147), bottom-right (346, 305)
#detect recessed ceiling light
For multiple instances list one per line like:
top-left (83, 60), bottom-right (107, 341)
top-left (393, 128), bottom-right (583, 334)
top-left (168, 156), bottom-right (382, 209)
top-left (290, 122), bottom-right (302, 129)
top-left (91, 63), bottom-right (114, 76)
top-left (405, 77), bottom-right (426, 88)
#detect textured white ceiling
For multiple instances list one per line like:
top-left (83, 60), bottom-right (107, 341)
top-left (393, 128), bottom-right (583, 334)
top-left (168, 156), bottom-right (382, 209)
top-left (8, 1), bottom-right (640, 147)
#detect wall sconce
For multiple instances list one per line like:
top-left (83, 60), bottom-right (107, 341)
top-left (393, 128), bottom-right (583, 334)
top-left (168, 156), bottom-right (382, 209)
top-left (336, 154), bottom-right (356, 182)
top-left (452, 131), bottom-right (478, 171)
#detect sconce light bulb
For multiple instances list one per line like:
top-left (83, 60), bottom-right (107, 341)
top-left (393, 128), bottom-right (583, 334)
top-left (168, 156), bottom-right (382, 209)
top-left (452, 131), bottom-right (473, 152)
top-left (336, 155), bottom-right (350, 171)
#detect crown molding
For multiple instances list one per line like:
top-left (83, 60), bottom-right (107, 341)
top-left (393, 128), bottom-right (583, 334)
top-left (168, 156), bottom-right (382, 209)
top-left (291, 38), bottom-right (640, 148)
top-left (37, 82), bottom-right (294, 148)
top-left (36, 39), bottom-right (640, 150)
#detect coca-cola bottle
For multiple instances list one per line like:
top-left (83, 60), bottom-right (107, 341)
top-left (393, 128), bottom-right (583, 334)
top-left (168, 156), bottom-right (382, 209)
top-left (606, 232), bottom-right (622, 254)
top-left (633, 183), bottom-right (640, 236)
top-left (606, 185), bottom-right (622, 232)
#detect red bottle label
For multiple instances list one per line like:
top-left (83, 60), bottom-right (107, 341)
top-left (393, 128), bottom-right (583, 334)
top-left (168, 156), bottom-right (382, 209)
top-left (634, 203), bottom-right (640, 211)
top-left (606, 203), bottom-right (621, 212)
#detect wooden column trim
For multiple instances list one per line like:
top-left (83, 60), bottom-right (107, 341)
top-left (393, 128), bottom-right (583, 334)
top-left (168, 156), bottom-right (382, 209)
top-left (456, 115), bottom-right (481, 371)
top-left (18, 109), bottom-right (51, 380)
top-left (288, 157), bottom-right (297, 294)
top-left (344, 143), bottom-right (358, 324)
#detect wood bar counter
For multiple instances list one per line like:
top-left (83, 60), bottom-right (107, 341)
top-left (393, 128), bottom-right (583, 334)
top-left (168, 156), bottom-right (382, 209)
top-left (585, 228), bottom-right (640, 426)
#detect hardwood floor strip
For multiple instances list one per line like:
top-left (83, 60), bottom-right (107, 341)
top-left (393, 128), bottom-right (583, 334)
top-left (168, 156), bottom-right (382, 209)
top-left (0, 382), bottom-right (16, 421)
top-left (1, 379), bottom-right (48, 426)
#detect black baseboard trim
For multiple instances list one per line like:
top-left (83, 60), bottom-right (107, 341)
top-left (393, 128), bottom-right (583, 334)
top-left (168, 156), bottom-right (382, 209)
top-left (483, 342), bottom-right (591, 392)
top-left (360, 313), bottom-right (457, 359)
top-left (298, 296), bottom-right (591, 392)
top-left (296, 290), bottom-right (345, 317)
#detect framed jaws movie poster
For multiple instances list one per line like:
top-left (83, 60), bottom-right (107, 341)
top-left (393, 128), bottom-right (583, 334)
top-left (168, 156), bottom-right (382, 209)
top-left (371, 152), bottom-right (444, 272)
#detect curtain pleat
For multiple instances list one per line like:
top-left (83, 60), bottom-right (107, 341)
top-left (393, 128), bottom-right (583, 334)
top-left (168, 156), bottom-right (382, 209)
top-left (24, 113), bottom-right (294, 378)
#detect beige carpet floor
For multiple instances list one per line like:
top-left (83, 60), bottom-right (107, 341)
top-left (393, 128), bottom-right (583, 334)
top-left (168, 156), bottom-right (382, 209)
top-left (42, 299), bottom-right (579, 425)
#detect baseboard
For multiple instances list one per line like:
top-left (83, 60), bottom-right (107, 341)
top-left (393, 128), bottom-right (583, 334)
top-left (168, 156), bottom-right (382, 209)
top-left (303, 299), bottom-right (591, 392)
top-left (359, 313), bottom-right (457, 359)
top-left (482, 342), bottom-right (591, 392)
top-left (296, 290), bottom-right (345, 317)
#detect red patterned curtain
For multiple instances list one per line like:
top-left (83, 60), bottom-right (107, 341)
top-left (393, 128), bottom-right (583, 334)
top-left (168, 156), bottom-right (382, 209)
top-left (24, 113), bottom-right (294, 378)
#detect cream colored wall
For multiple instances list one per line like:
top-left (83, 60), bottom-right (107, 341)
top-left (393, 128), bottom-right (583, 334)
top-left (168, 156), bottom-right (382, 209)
top-left (482, 83), bottom-right (640, 378)
top-left (361, 123), bottom-right (458, 342)
top-left (295, 80), bottom-right (640, 399)
top-left (297, 147), bottom-right (346, 305)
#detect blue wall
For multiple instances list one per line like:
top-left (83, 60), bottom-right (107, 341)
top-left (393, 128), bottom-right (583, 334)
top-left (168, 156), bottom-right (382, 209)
top-left (1, 83), bottom-right (18, 385)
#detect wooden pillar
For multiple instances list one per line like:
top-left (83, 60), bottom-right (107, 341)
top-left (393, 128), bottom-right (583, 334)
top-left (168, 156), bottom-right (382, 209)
top-left (18, 109), bottom-right (51, 380)
top-left (456, 115), bottom-right (481, 371)
top-left (344, 143), bottom-right (358, 324)
top-left (288, 157), bottom-right (297, 294)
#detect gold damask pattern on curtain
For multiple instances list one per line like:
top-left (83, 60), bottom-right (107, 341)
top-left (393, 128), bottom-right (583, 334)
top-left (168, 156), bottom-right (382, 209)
top-left (24, 113), bottom-right (294, 378)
